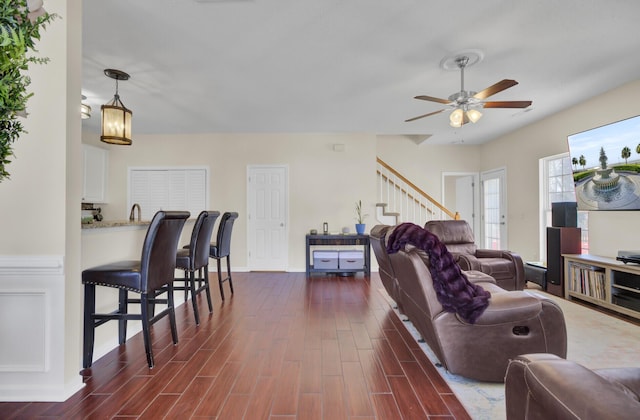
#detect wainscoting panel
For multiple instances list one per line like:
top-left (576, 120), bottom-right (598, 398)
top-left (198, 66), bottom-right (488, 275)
top-left (0, 255), bottom-right (84, 401)
top-left (0, 291), bottom-right (48, 372)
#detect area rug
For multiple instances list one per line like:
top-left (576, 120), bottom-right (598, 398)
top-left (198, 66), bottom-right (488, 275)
top-left (384, 289), bottom-right (640, 420)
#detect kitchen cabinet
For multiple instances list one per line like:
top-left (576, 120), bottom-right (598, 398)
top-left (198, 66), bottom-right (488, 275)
top-left (82, 144), bottom-right (108, 203)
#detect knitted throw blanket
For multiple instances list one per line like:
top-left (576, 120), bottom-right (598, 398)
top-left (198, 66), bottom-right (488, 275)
top-left (386, 222), bottom-right (490, 324)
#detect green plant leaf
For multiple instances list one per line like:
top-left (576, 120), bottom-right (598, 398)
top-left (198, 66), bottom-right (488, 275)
top-left (0, 0), bottom-right (56, 182)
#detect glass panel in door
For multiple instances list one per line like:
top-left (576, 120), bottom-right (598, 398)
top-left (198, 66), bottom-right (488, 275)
top-left (481, 169), bottom-right (506, 249)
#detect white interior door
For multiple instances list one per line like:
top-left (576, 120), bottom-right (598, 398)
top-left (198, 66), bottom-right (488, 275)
top-left (480, 168), bottom-right (507, 249)
top-left (247, 165), bottom-right (288, 271)
top-left (455, 175), bottom-right (475, 224)
top-left (442, 172), bottom-right (480, 237)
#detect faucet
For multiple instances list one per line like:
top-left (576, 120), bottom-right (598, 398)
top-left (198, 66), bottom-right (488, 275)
top-left (129, 203), bottom-right (141, 222)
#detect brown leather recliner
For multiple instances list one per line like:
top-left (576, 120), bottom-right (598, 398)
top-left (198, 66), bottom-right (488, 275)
top-left (505, 353), bottom-right (640, 419)
top-left (373, 224), bottom-right (567, 382)
top-left (370, 225), bottom-right (404, 313)
top-left (425, 219), bottom-right (525, 290)
top-left (371, 223), bottom-right (505, 313)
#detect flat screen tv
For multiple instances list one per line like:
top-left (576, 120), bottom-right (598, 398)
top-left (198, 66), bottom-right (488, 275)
top-left (567, 115), bottom-right (640, 210)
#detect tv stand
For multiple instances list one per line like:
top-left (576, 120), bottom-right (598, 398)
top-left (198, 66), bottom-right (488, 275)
top-left (564, 254), bottom-right (640, 321)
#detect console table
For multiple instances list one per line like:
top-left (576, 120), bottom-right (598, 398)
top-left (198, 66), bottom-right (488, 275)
top-left (305, 234), bottom-right (371, 276)
top-left (564, 254), bottom-right (640, 321)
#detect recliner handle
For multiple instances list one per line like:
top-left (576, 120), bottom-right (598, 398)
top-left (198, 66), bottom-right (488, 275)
top-left (513, 326), bottom-right (530, 336)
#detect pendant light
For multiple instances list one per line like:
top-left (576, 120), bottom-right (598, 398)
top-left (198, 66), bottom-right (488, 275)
top-left (101, 69), bottom-right (132, 145)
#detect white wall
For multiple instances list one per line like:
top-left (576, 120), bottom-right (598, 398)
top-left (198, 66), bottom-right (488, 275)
top-left (481, 79), bottom-right (640, 260)
top-left (84, 132), bottom-right (378, 271)
top-left (0, 0), bottom-right (84, 401)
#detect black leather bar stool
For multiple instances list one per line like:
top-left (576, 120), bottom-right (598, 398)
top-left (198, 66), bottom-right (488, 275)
top-left (174, 210), bottom-right (220, 325)
top-left (82, 210), bottom-right (190, 369)
top-left (209, 212), bottom-right (238, 300)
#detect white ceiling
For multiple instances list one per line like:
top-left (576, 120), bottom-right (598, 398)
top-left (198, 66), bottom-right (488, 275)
top-left (81, 0), bottom-right (640, 145)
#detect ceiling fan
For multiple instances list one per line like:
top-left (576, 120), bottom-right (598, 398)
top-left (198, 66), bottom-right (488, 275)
top-left (406, 55), bottom-right (532, 127)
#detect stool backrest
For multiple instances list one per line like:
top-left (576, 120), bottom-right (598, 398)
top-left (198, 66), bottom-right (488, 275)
top-left (191, 210), bottom-right (220, 269)
top-left (142, 210), bottom-right (190, 293)
top-left (215, 212), bottom-right (239, 257)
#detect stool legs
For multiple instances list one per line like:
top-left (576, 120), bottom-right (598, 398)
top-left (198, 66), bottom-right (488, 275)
top-left (167, 284), bottom-right (178, 345)
top-left (179, 266), bottom-right (213, 326)
top-left (188, 270), bottom-right (201, 325)
top-left (140, 293), bottom-right (154, 368)
top-left (217, 258), bottom-right (225, 300)
top-left (82, 285), bottom-right (179, 370)
top-left (83, 284), bottom-right (96, 369)
top-left (226, 257), bottom-right (233, 295)
top-left (203, 265), bottom-right (213, 312)
top-left (216, 256), bottom-right (233, 300)
top-left (118, 289), bottom-right (128, 344)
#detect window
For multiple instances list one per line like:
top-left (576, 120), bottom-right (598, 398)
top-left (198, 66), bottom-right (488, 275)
top-left (128, 167), bottom-right (208, 220)
top-left (540, 154), bottom-right (588, 258)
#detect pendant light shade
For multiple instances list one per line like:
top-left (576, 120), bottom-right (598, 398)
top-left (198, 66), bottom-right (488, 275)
top-left (81, 95), bottom-right (91, 119)
top-left (101, 69), bottom-right (132, 145)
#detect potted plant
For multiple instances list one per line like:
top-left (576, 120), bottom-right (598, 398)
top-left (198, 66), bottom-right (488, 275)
top-left (0, 0), bottom-right (55, 182)
top-left (355, 200), bottom-right (368, 234)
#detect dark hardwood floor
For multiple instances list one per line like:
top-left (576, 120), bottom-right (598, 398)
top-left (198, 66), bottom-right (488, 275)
top-left (2, 272), bottom-right (470, 419)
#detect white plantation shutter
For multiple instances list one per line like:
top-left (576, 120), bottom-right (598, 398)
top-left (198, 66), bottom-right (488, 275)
top-left (185, 169), bottom-right (207, 216)
top-left (128, 167), bottom-right (209, 220)
top-left (167, 170), bottom-right (186, 210)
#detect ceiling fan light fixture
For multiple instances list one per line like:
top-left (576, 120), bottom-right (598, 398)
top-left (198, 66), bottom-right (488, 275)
top-left (449, 108), bottom-right (463, 127)
top-left (101, 69), bottom-right (132, 146)
top-left (406, 51), bottom-right (532, 129)
top-left (467, 108), bottom-right (482, 123)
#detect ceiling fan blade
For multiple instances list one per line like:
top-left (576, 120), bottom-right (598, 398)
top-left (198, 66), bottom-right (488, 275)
top-left (473, 79), bottom-right (519, 100)
top-left (405, 109), bottom-right (446, 122)
top-left (483, 100), bottom-right (532, 108)
top-left (414, 95), bottom-right (451, 104)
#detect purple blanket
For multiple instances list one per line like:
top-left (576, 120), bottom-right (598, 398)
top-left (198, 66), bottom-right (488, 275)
top-left (386, 222), bottom-right (490, 324)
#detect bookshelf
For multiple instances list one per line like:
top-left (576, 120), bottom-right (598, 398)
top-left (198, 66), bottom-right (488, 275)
top-left (564, 254), bottom-right (640, 320)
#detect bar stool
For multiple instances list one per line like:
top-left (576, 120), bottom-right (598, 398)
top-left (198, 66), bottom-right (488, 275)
top-left (174, 210), bottom-right (220, 325)
top-left (82, 210), bottom-right (190, 369)
top-left (210, 212), bottom-right (238, 300)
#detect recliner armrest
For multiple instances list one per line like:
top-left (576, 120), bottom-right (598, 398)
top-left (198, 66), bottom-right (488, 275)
top-left (474, 249), bottom-right (526, 290)
top-left (507, 355), bottom-right (640, 420)
top-left (456, 253), bottom-right (482, 271)
top-left (525, 359), bottom-right (640, 419)
top-left (471, 291), bottom-right (542, 325)
top-left (505, 251), bottom-right (525, 290)
top-left (476, 248), bottom-right (509, 258)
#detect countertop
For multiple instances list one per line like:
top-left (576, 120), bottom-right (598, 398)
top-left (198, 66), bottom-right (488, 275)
top-left (81, 220), bottom-right (151, 229)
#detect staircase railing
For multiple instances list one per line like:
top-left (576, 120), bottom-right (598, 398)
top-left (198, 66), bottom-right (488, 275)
top-left (376, 157), bottom-right (459, 225)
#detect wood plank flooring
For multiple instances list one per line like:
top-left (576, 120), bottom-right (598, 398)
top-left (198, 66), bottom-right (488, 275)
top-left (2, 272), bottom-right (470, 419)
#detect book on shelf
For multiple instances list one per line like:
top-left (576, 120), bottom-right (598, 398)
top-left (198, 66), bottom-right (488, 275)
top-left (568, 262), bottom-right (606, 301)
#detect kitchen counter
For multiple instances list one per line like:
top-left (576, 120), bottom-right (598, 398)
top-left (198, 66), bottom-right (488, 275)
top-left (81, 220), bottom-right (151, 229)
